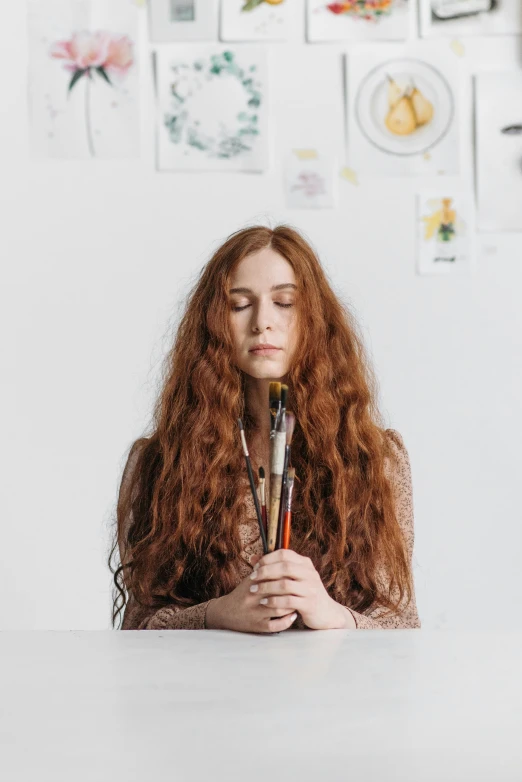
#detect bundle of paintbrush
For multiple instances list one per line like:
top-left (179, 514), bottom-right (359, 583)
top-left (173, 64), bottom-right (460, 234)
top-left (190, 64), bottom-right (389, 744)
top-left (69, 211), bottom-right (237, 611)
top-left (267, 382), bottom-right (296, 552)
top-left (237, 382), bottom-right (296, 555)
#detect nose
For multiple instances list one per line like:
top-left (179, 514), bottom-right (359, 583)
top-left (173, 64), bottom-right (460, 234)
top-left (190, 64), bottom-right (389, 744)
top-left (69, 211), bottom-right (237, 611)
top-left (251, 299), bottom-right (273, 333)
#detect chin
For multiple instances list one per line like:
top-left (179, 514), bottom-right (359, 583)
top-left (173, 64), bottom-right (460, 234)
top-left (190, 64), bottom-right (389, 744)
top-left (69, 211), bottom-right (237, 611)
top-left (242, 362), bottom-right (287, 380)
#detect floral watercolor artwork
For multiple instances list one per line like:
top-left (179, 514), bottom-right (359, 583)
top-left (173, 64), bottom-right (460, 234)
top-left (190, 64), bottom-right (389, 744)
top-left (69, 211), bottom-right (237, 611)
top-left (475, 72), bottom-right (522, 232)
top-left (416, 193), bottom-right (473, 274)
top-left (221, 0), bottom-right (290, 41)
top-left (49, 31), bottom-right (134, 157)
top-left (307, 0), bottom-right (410, 41)
top-left (28, 0), bottom-right (139, 159)
top-left (419, 0), bottom-right (522, 38)
top-left (284, 151), bottom-right (336, 208)
top-left (148, 0), bottom-right (218, 42)
top-left (347, 47), bottom-right (459, 175)
top-left (325, 0), bottom-right (397, 21)
top-left (155, 47), bottom-right (269, 171)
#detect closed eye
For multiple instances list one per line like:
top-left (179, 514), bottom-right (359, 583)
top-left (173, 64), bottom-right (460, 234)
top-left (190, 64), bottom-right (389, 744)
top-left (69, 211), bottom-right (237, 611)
top-left (232, 303), bottom-right (294, 312)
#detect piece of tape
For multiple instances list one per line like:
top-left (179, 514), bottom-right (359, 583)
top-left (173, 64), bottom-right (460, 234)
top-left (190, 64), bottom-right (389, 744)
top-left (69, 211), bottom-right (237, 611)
top-left (293, 149), bottom-right (318, 160)
top-left (340, 167), bottom-right (358, 185)
top-left (450, 39), bottom-right (465, 57)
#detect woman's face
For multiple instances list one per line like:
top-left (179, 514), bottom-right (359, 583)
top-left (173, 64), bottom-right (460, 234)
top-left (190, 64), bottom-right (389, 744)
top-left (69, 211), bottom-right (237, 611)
top-left (228, 246), bottom-right (299, 380)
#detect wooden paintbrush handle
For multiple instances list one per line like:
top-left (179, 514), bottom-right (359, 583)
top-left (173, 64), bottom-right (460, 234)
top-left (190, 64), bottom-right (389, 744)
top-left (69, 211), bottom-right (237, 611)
top-left (268, 473), bottom-right (282, 552)
top-left (282, 511), bottom-right (291, 549)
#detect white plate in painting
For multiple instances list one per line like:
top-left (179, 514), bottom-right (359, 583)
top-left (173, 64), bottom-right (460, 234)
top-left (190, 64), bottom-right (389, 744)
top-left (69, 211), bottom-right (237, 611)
top-left (355, 58), bottom-right (454, 157)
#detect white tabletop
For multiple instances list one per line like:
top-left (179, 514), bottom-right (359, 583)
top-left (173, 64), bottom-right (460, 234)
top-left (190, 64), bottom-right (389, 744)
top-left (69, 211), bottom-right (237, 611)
top-left (1, 629), bottom-right (521, 781)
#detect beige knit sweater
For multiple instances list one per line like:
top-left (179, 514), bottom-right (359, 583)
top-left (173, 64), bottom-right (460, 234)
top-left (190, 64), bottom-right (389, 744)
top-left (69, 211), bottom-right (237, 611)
top-left (120, 428), bottom-right (421, 631)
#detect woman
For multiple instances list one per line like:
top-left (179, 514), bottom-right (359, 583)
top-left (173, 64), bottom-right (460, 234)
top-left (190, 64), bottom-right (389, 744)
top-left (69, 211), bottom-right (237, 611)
top-left (108, 224), bottom-right (421, 633)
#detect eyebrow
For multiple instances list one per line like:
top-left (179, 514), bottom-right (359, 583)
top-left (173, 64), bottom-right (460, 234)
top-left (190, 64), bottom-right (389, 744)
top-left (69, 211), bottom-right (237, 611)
top-left (228, 284), bottom-right (298, 294)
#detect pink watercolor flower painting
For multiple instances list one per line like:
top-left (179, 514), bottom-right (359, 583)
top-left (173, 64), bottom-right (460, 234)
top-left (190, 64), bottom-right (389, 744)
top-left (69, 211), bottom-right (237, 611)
top-left (50, 31), bottom-right (134, 156)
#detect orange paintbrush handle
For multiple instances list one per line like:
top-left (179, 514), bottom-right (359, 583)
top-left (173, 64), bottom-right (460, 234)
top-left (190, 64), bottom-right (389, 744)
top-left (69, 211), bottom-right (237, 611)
top-left (282, 511), bottom-right (291, 549)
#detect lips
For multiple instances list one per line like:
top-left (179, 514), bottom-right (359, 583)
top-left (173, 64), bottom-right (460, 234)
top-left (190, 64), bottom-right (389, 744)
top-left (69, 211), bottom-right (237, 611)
top-left (249, 344), bottom-right (281, 352)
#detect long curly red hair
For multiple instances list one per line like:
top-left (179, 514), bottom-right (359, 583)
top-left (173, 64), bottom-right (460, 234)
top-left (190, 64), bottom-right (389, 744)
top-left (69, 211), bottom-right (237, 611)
top-left (108, 224), bottom-right (414, 628)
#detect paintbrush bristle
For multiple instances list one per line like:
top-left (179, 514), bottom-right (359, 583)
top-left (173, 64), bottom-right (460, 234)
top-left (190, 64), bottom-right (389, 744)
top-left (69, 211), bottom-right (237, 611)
top-left (285, 411), bottom-right (295, 444)
top-left (259, 466), bottom-right (265, 479)
top-left (280, 384), bottom-right (288, 409)
top-left (269, 382), bottom-right (281, 402)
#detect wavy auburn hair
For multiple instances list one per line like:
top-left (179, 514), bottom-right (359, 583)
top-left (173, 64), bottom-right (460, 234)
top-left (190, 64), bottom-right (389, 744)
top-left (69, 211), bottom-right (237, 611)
top-left (108, 224), bottom-right (414, 629)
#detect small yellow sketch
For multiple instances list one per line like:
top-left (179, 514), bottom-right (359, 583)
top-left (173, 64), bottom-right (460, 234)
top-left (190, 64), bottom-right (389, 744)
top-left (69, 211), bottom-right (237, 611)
top-left (421, 197), bottom-right (460, 242)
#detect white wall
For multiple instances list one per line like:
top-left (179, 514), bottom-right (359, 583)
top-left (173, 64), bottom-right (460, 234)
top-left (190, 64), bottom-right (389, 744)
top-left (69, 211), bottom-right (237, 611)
top-left (1, 2), bottom-right (521, 630)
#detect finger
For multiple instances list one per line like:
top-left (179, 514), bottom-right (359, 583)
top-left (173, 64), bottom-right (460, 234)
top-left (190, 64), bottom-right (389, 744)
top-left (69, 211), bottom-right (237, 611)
top-left (259, 606), bottom-right (295, 617)
top-left (256, 549), bottom-right (310, 569)
top-left (261, 612), bottom-right (298, 634)
top-left (252, 560), bottom-right (310, 584)
top-left (258, 595), bottom-right (305, 611)
top-left (253, 578), bottom-right (309, 598)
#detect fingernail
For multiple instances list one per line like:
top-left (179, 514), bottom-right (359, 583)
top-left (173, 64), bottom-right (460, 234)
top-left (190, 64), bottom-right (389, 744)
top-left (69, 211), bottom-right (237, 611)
top-left (250, 584), bottom-right (259, 593)
top-left (253, 562), bottom-right (260, 571)
top-left (250, 571), bottom-right (257, 579)
top-left (290, 614), bottom-right (297, 621)
top-left (259, 598), bottom-right (268, 605)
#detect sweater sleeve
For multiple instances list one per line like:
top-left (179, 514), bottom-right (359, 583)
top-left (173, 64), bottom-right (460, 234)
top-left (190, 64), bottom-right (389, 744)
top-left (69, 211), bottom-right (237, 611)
top-left (117, 444), bottom-right (215, 631)
top-left (121, 593), bottom-right (215, 631)
top-left (343, 429), bottom-right (422, 630)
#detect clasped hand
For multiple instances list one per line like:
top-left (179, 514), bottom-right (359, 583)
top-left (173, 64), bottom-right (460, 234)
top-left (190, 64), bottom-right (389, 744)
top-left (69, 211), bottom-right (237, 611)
top-left (207, 548), bottom-right (350, 633)
top-left (248, 548), bottom-right (347, 631)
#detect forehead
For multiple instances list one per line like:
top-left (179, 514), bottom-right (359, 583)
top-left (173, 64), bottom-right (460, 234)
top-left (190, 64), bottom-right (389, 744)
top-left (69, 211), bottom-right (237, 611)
top-left (228, 247), bottom-right (296, 290)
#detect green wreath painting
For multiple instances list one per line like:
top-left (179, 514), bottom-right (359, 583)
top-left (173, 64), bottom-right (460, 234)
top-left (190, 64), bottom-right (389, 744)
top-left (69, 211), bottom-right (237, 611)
top-left (160, 49), bottom-right (267, 169)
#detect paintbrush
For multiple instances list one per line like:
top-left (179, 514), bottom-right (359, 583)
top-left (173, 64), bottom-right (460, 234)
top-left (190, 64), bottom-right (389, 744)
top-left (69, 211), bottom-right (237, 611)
top-left (268, 394), bottom-right (287, 552)
top-left (269, 382), bottom-right (281, 437)
top-left (282, 467), bottom-right (295, 550)
top-left (276, 411), bottom-right (295, 550)
top-left (268, 382), bottom-right (281, 515)
top-left (278, 384), bottom-right (288, 431)
top-left (258, 466), bottom-right (267, 539)
top-left (237, 418), bottom-right (268, 555)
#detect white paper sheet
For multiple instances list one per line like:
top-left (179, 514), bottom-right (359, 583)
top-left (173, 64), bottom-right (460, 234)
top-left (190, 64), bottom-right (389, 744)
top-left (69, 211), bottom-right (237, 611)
top-left (416, 192), bottom-right (474, 274)
top-left (307, 0), bottom-right (411, 42)
top-left (346, 45), bottom-right (460, 176)
top-left (419, 0), bottom-right (522, 38)
top-left (156, 46), bottom-right (269, 172)
top-left (475, 71), bottom-right (522, 233)
top-left (28, 0), bottom-right (140, 159)
top-left (221, 0), bottom-right (291, 42)
top-left (148, 0), bottom-right (219, 42)
top-left (284, 151), bottom-right (336, 208)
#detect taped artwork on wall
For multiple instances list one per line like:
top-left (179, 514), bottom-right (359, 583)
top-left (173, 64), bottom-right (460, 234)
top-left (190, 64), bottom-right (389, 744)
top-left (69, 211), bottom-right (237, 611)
top-left (221, 0), bottom-right (290, 41)
top-left (419, 0), bottom-right (522, 38)
top-left (346, 46), bottom-right (460, 175)
top-left (148, 0), bottom-right (218, 42)
top-left (284, 150), bottom-right (336, 208)
top-left (475, 71), bottom-right (522, 233)
top-left (27, 0), bottom-right (140, 159)
top-left (155, 46), bottom-right (269, 172)
top-left (306, 0), bottom-right (411, 42)
top-left (416, 193), bottom-right (473, 275)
